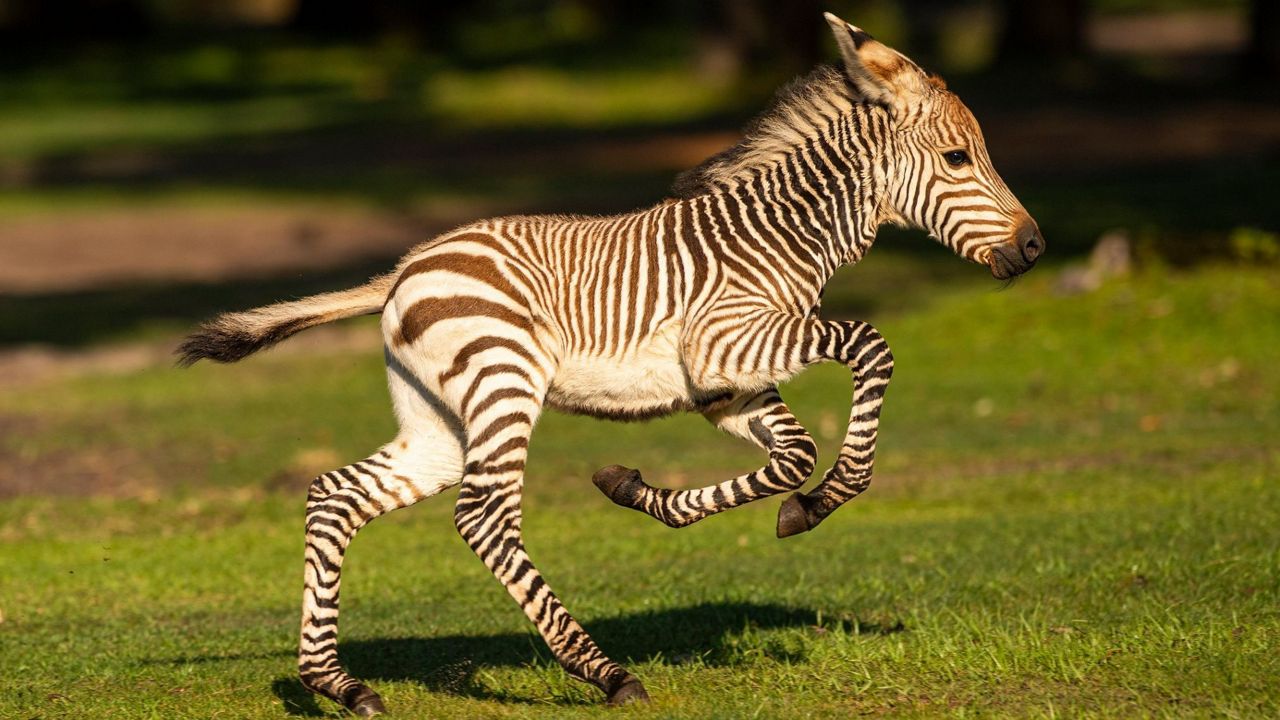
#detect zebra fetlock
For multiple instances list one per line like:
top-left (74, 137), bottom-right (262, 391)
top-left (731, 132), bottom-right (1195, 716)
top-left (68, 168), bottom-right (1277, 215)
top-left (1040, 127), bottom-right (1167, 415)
top-left (591, 464), bottom-right (719, 529)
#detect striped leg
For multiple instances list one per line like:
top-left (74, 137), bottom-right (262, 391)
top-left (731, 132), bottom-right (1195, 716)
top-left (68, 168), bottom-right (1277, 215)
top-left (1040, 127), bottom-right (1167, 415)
top-left (299, 429), bottom-right (463, 716)
top-left (592, 388), bottom-right (817, 528)
top-left (453, 368), bottom-right (647, 705)
top-left (675, 310), bottom-right (893, 537)
top-left (776, 320), bottom-right (894, 537)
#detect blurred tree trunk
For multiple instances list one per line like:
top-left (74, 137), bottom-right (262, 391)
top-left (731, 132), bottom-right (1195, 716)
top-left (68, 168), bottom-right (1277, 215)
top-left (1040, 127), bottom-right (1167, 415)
top-left (289, 0), bottom-right (386, 36)
top-left (0, 0), bottom-right (149, 41)
top-left (996, 0), bottom-right (1086, 64)
top-left (290, 0), bottom-right (462, 44)
top-left (1246, 0), bottom-right (1280, 78)
top-left (768, 0), bottom-right (823, 73)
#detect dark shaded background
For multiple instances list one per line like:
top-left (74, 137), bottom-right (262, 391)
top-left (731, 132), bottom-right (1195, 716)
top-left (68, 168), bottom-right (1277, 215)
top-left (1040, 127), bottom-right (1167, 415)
top-left (0, 0), bottom-right (1276, 352)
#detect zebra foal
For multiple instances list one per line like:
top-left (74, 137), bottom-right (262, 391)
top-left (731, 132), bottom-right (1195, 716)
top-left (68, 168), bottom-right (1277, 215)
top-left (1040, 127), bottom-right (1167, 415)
top-left (180, 13), bottom-right (1042, 715)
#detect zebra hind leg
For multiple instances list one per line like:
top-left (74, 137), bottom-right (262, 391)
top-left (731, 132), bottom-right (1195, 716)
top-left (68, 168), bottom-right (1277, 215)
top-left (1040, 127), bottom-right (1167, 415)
top-left (298, 431), bottom-right (463, 716)
top-left (452, 364), bottom-right (648, 705)
top-left (593, 389), bottom-right (816, 529)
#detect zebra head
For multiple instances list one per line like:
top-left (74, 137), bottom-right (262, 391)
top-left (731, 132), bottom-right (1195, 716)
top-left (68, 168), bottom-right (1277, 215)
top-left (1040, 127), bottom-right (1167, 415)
top-left (826, 13), bottom-right (1044, 279)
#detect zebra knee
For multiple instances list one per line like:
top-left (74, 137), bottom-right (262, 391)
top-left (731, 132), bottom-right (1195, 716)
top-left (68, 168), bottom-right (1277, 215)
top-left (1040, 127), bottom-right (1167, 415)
top-left (305, 472), bottom-right (341, 509)
top-left (775, 434), bottom-right (818, 489)
top-left (875, 339), bottom-right (895, 380)
top-left (306, 488), bottom-right (376, 542)
top-left (452, 485), bottom-right (494, 551)
top-left (854, 324), bottom-right (894, 379)
top-left (305, 465), bottom-right (373, 512)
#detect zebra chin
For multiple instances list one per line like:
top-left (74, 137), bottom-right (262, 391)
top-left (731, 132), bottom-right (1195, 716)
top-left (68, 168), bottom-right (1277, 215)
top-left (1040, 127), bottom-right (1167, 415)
top-left (986, 219), bottom-right (1045, 279)
top-left (987, 245), bottom-right (1036, 280)
top-left (966, 242), bottom-right (1033, 280)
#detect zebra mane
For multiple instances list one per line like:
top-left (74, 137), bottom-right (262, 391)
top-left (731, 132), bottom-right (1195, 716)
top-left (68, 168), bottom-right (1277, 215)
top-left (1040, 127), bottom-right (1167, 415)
top-left (671, 65), bottom-right (860, 199)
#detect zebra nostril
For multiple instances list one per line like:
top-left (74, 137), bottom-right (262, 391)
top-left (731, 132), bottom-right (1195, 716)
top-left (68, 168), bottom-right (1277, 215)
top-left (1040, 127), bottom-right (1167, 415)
top-left (1023, 233), bottom-right (1043, 262)
top-left (1015, 219), bottom-right (1043, 264)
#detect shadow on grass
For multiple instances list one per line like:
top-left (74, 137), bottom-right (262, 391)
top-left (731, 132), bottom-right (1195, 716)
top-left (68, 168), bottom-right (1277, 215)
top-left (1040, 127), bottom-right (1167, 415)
top-left (268, 601), bottom-right (903, 714)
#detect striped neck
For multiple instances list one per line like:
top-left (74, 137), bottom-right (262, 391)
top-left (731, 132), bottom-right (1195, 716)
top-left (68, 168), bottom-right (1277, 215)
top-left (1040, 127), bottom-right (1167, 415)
top-left (697, 102), bottom-right (895, 286)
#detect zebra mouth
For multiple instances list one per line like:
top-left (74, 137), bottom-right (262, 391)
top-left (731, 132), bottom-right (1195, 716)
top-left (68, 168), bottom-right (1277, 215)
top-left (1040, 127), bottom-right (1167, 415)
top-left (987, 244), bottom-right (1033, 279)
top-left (989, 256), bottom-right (1015, 280)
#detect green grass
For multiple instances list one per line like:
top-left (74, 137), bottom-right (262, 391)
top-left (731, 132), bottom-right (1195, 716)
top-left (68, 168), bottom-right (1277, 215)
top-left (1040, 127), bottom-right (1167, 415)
top-left (2, 264), bottom-right (1277, 718)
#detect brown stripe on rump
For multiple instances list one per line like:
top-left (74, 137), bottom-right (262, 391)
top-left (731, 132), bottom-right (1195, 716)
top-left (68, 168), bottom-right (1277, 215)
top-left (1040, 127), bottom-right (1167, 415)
top-left (388, 246), bottom-right (525, 305)
top-left (397, 296), bottom-right (533, 345)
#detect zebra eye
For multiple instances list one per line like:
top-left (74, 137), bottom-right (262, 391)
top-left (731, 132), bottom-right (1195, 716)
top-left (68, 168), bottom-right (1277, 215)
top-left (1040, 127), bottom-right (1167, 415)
top-left (944, 150), bottom-right (970, 167)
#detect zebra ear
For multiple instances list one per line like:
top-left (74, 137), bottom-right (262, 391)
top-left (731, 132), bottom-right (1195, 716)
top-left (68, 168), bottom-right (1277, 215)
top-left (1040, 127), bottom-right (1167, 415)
top-left (824, 13), bottom-right (927, 114)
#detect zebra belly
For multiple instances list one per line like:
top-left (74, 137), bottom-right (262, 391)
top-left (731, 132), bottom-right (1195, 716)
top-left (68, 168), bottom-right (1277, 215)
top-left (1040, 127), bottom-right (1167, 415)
top-left (546, 327), bottom-right (699, 421)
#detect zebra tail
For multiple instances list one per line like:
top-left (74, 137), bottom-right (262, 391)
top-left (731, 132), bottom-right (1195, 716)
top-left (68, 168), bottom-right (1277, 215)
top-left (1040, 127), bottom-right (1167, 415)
top-left (176, 273), bottom-right (395, 367)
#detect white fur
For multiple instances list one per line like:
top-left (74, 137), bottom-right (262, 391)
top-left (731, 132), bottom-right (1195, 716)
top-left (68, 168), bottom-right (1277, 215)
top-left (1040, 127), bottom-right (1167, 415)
top-left (546, 320), bottom-right (695, 417)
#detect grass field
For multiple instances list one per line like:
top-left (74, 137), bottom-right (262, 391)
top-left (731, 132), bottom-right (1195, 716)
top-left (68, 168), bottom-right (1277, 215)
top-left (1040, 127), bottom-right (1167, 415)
top-left (2, 260), bottom-right (1276, 719)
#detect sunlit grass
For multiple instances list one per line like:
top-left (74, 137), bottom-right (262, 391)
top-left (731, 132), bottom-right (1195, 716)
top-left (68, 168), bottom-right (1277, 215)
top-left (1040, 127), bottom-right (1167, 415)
top-left (1, 264), bottom-right (1276, 717)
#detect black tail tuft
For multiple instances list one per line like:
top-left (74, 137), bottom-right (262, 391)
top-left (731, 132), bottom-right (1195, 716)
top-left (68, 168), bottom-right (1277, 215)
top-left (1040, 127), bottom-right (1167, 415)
top-left (175, 314), bottom-right (319, 367)
top-left (175, 324), bottom-right (264, 367)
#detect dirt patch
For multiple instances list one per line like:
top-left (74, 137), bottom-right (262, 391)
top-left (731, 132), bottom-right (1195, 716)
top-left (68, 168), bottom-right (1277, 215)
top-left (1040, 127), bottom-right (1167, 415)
top-left (0, 205), bottom-right (439, 294)
top-left (0, 342), bottom-right (174, 388)
top-left (0, 321), bottom-right (380, 388)
top-left (0, 129), bottom-right (739, 294)
top-left (0, 322), bottom-right (387, 500)
top-left (0, 413), bottom-right (156, 499)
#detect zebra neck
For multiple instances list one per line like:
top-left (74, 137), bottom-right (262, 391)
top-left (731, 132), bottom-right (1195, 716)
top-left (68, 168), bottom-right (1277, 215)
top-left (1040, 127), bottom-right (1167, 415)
top-left (829, 107), bottom-right (894, 269)
top-left (739, 138), bottom-right (886, 278)
top-left (668, 181), bottom-right (835, 308)
top-left (751, 109), bottom-right (890, 275)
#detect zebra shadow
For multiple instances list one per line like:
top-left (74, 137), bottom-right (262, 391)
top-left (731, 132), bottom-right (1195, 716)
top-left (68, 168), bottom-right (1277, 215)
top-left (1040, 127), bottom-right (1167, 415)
top-left (272, 600), bottom-right (904, 714)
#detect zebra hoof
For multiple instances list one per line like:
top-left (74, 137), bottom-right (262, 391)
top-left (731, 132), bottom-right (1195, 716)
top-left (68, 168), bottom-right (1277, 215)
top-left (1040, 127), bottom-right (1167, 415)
top-left (776, 493), bottom-right (817, 538)
top-left (605, 675), bottom-right (650, 706)
top-left (347, 689), bottom-right (387, 717)
top-left (350, 697), bottom-right (386, 717)
top-left (592, 465), bottom-right (646, 508)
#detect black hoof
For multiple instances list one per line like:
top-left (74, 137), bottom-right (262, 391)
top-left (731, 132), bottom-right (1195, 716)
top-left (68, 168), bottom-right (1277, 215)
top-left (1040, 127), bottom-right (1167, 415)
top-left (346, 687), bottom-right (387, 717)
top-left (605, 675), bottom-right (650, 706)
top-left (592, 465), bottom-right (646, 507)
top-left (777, 492), bottom-right (820, 538)
top-left (349, 696), bottom-right (386, 717)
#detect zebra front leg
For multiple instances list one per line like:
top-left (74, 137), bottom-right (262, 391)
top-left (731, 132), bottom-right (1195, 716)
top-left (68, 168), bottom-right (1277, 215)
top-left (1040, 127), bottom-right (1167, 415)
top-left (455, 378), bottom-right (647, 705)
top-left (593, 388), bottom-right (817, 527)
top-left (777, 320), bottom-right (894, 538)
top-left (299, 432), bottom-right (463, 716)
